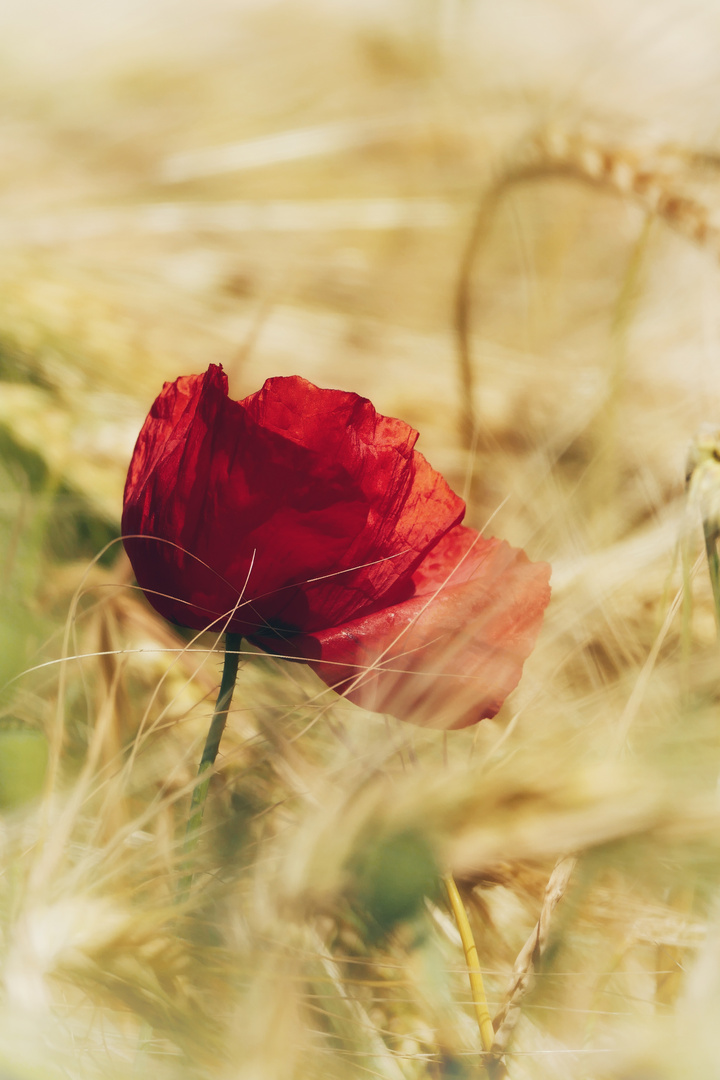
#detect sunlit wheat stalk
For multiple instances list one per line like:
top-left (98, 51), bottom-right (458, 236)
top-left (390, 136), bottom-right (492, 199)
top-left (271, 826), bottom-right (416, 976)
top-left (492, 856), bottom-right (576, 1066)
top-left (455, 124), bottom-right (720, 448)
top-left (442, 873), bottom-right (495, 1054)
top-left (686, 428), bottom-right (720, 633)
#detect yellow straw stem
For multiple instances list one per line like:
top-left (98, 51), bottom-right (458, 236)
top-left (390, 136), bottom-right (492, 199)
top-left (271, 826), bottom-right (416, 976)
top-left (443, 873), bottom-right (495, 1053)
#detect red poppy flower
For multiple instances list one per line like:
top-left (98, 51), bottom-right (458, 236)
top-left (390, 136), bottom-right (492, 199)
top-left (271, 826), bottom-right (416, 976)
top-left (122, 365), bottom-right (551, 729)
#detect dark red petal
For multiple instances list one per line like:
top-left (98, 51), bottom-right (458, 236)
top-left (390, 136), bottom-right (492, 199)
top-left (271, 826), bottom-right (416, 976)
top-left (271, 526), bottom-right (551, 729)
top-left (238, 377), bottom-right (465, 629)
top-left (122, 368), bottom-right (464, 637)
top-left (122, 366), bottom-right (237, 631)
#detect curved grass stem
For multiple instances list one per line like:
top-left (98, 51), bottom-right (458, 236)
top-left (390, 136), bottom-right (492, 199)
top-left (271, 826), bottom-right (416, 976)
top-left (702, 520), bottom-right (720, 636)
top-left (443, 873), bottom-right (495, 1053)
top-left (178, 632), bottom-right (242, 901)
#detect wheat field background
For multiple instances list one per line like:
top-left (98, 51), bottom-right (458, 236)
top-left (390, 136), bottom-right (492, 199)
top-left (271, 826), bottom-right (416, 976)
top-left (2, 1), bottom-right (720, 1077)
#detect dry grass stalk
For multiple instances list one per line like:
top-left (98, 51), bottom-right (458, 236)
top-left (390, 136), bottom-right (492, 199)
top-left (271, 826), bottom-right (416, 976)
top-left (489, 855), bottom-right (577, 1071)
top-left (455, 122), bottom-right (720, 448)
top-left (529, 126), bottom-right (720, 250)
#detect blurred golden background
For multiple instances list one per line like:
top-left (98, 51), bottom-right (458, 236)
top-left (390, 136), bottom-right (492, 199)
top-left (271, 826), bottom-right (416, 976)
top-left (3, 1), bottom-right (720, 1077)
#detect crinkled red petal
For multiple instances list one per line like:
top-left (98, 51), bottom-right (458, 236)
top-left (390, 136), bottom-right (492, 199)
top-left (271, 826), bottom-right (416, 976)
top-left (122, 366), bottom-right (464, 638)
top-left (263, 526), bottom-right (551, 729)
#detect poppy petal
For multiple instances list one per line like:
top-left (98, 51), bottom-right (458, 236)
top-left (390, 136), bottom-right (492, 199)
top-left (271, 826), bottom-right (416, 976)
top-left (122, 367), bottom-right (464, 638)
top-left (270, 526), bottom-right (551, 729)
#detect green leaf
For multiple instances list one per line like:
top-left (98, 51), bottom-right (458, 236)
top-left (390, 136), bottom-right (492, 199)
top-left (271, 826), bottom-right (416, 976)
top-left (0, 728), bottom-right (48, 809)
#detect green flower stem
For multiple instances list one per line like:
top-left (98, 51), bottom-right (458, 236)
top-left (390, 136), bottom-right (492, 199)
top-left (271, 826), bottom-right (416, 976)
top-left (443, 873), bottom-right (495, 1054)
top-left (179, 632), bottom-right (242, 899)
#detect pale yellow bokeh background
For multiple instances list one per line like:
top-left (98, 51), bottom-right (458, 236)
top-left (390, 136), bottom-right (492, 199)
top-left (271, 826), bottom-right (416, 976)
top-left (3, 3), bottom-right (720, 1078)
